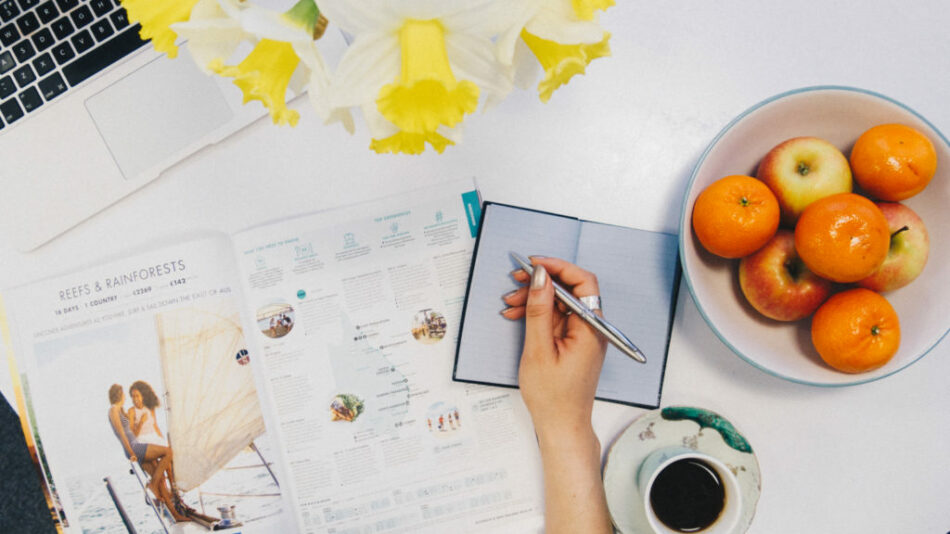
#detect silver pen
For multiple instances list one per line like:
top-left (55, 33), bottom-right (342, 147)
top-left (510, 253), bottom-right (647, 364)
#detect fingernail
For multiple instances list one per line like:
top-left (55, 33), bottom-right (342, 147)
top-left (531, 264), bottom-right (547, 289)
top-left (502, 289), bottom-right (518, 300)
top-left (499, 308), bottom-right (512, 316)
top-left (529, 255), bottom-right (546, 261)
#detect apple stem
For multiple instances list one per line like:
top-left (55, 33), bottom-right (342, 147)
top-left (891, 226), bottom-right (910, 239)
top-left (797, 162), bottom-right (810, 176)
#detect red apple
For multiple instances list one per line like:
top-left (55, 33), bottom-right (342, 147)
top-left (857, 202), bottom-right (929, 292)
top-left (756, 137), bottom-right (852, 224)
top-left (739, 230), bottom-right (833, 321)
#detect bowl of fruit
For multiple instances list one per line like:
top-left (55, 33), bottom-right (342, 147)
top-left (679, 85), bottom-right (950, 386)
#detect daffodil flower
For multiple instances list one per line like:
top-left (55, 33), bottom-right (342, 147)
top-left (501, 0), bottom-right (613, 103)
top-left (121, 0), bottom-right (200, 58)
top-left (318, 0), bottom-right (520, 154)
top-left (173, 0), bottom-right (347, 128)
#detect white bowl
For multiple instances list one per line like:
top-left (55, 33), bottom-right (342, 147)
top-left (678, 86), bottom-right (950, 386)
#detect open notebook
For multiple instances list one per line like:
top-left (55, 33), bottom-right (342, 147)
top-left (453, 202), bottom-right (680, 408)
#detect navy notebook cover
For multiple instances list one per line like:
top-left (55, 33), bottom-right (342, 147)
top-left (452, 202), bottom-right (680, 408)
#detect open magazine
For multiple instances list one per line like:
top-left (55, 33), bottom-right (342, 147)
top-left (0, 180), bottom-right (546, 534)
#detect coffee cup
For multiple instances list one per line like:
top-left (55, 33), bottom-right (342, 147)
top-left (637, 447), bottom-right (742, 534)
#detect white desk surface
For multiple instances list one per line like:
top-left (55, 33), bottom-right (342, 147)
top-left (2, 1), bottom-right (948, 532)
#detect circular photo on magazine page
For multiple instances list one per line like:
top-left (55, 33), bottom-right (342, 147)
top-left (411, 308), bottom-right (447, 344)
top-left (256, 302), bottom-right (295, 338)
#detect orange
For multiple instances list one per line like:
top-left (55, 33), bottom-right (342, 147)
top-left (811, 288), bottom-right (900, 373)
top-left (794, 193), bottom-right (889, 282)
top-left (849, 123), bottom-right (937, 201)
top-left (692, 175), bottom-right (780, 258)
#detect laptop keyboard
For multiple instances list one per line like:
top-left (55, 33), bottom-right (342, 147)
top-left (0, 0), bottom-right (148, 131)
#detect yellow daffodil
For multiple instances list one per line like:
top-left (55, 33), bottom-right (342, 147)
top-left (121, 0), bottom-right (200, 58)
top-left (209, 38), bottom-right (302, 125)
top-left (572, 0), bottom-right (614, 21)
top-left (499, 0), bottom-right (613, 102)
top-left (520, 28), bottom-right (610, 103)
top-left (173, 0), bottom-right (347, 127)
top-left (318, 0), bottom-right (520, 154)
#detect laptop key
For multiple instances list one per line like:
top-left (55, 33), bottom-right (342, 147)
top-left (51, 40), bottom-right (73, 64)
top-left (31, 26), bottom-right (53, 50)
top-left (0, 97), bottom-right (24, 123)
top-left (108, 7), bottom-right (127, 29)
top-left (0, 75), bottom-right (14, 98)
top-left (32, 51), bottom-right (53, 75)
top-left (69, 4), bottom-right (90, 27)
top-left (90, 18), bottom-right (111, 41)
top-left (89, 0), bottom-right (109, 17)
top-left (37, 71), bottom-right (65, 99)
top-left (53, 0), bottom-right (75, 12)
top-left (0, 0), bottom-right (19, 22)
top-left (36, 0), bottom-right (56, 23)
top-left (16, 0), bottom-right (40, 11)
top-left (50, 15), bottom-right (71, 38)
top-left (0, 50), bottom-right (13, 74)
top-left (0, 22), bottom-right (17, 45)
top-left (70, 28), bottom-right (91, 52)
top-left (12, 39), bottom-right (35, 61)
top-left (12, 63), bottom-right (34, 87)
top-left (62, 24), bottom-right (146, 86)
top-left (18, 85), bottom-right (41, 112)
top-left (14, 10), bottom-right (37, 34)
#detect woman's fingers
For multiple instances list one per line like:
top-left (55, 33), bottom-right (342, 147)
top-left (503, 287), bottom-right (528, 307)
top-left (522, 265), bottom-right (557, 361)
top-left (530, 257), bottom-right (600, 299)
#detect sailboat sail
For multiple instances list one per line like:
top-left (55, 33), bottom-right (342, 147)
top-left (155, 301), bottom-right (266, 492)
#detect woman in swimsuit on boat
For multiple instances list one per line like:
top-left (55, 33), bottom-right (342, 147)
top-left (128, 381), bottom-right (165, 446)
top-left (107, 384), bottom-right (188, 522)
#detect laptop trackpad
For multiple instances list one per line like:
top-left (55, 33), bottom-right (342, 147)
top-left (85, 54), bottom-right (234, 180)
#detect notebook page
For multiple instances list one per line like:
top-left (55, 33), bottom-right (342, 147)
top-left (454, 203), bottom-right (580, 386)
top-left (575, 221), bottom-right (679, 407)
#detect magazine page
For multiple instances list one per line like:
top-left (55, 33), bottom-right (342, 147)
top-left (1, 235), bottom-right (290, 534)
top-left (230, 180), bottom-right (546, 534)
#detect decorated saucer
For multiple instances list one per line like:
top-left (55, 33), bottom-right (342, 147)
top-left (603, 406), bottom-right (761, 534)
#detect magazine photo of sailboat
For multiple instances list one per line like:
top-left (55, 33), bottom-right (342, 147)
top-left (18, 298), bottom-right (283, 534)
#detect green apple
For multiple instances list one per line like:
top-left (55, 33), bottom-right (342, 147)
top-left (756, 137), bottom-right (852, 224)
top-left (858, 202), bottom-right (929, 292)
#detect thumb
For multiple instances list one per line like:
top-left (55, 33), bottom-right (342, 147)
top-left (523, 264), bottom-right (556, 359)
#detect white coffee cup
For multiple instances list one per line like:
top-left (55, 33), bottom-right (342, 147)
top-left (637, 447), bottom-right (742, 534)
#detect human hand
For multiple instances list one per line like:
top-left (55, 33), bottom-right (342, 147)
top-left (129, 454), bottom-right (138, 463)
top-left (501, 257), bottom-right (607, 444)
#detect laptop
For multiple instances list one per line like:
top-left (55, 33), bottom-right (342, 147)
top-left (0, 0), bottom-right (344, 251)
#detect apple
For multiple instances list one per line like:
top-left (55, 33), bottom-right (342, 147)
top-left (756, 137), bottom-right (852, 224)
top-left (739, 230), bottom-right (833, 321)
top-left (857, 202), bottom-right (929, 292)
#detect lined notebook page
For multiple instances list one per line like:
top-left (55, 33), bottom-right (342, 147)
top-left (454, 203), bottom-right (580, 385)
top-left (454, 203), bottom-right (679, 407)
top-left (575, 220), bottom-right (679, 407)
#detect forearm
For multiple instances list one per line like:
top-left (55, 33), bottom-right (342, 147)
top-left (537, 427), bottom-right (612, 534)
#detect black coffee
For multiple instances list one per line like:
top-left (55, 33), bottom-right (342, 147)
top-left (649, 458), bottom-right (725, 532)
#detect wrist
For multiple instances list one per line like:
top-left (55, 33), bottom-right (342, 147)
top-left (536, 423), bottom-right (601, 459)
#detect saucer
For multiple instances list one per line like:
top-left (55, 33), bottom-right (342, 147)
top-left (603, 406), bottom-right (761, 534)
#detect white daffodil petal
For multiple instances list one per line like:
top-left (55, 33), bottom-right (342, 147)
top-left (445, 34), bottom-right (512, 107)
top-left (317, 0), bottom-right (400, 35)
top-left (239, 8), bottom-right (309, 43)
top-left (171, 0), bottom-right (246, 72)
top-left (511, 38), bottom-right (541, 90)
top-left (527, 5), bottom-right (605, 44)
top-left (292, 40), bottom-right (354, 132)
top-left (330, 32), bottom-right (399, 108)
